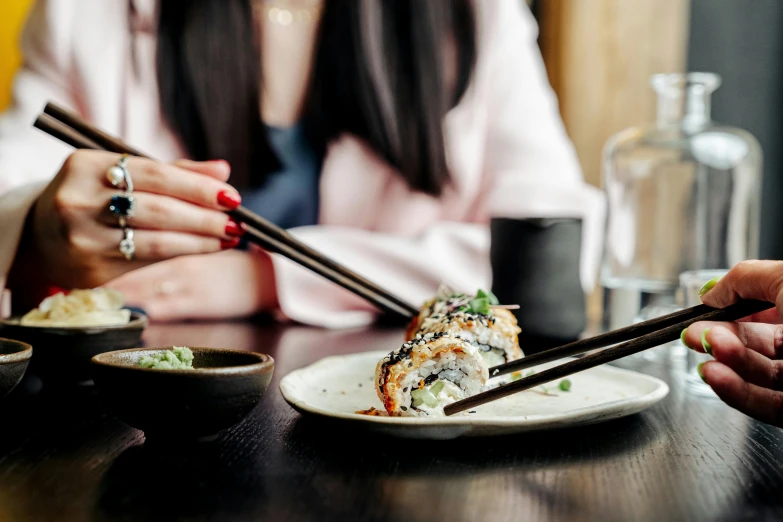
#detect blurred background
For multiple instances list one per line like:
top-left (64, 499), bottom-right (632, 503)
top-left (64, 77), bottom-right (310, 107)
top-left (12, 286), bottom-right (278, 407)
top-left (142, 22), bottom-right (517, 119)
top-left (529, 0), bottom-right (782, 262)
top-left (529, 0), bottom-right (782, 324)
top-left (1, 0), bottom-right (779, 326)
top-left (0, 0), bottom-right (29, 111)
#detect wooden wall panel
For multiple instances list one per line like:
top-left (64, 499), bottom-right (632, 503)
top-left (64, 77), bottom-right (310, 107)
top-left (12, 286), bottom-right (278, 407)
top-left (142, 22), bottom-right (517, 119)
top-left (538, 0), bottom-right (691, 188)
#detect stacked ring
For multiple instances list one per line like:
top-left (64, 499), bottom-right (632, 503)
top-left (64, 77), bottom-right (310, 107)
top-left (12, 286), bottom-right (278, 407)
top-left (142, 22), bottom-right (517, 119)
top-left (106, 155), bottom-right (137, 259)
top-left (108, 193), bottom-right (137, 228)
top-left (119, 228), bottom-right (135, 261)
top-left (105, 154), bottom-right (133, 191)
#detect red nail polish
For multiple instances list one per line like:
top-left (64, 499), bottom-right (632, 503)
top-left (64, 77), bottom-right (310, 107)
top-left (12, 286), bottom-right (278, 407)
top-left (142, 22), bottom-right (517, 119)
top-left (225, 220), bottom-right (245, 237)
top-left (221, 238), bottom-right (241, 249)
top-left (217, 190), bottom-right (241, 209)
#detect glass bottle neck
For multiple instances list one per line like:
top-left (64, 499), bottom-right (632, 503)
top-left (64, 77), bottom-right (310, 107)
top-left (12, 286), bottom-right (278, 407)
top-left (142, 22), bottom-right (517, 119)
top-left (656, 87), bottom-right (712, 130)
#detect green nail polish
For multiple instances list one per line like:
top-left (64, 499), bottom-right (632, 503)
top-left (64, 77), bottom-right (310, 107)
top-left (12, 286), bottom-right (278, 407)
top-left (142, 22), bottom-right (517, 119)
top-left (699, 277), bottom-right (720, 296)
top-left (701, 328), bottom-right (712, 355)
top-left (680, 328), bottom-right (689, 348)
top-left (697, 362), bottom-right (706, 382)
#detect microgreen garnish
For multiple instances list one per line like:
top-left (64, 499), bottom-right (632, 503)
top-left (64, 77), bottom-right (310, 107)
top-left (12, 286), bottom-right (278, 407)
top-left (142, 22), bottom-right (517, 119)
top-left (476, 289), bottom-right (500, 305)
top-left (465, 288), bottom-right (500, 315)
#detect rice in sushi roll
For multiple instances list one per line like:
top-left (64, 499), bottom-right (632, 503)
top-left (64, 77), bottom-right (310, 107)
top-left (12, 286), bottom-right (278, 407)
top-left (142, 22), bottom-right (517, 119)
top-left (375, 332), bottom-right (489, 417)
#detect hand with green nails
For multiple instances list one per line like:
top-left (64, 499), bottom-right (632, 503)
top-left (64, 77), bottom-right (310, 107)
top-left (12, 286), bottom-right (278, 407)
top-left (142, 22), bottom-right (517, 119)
top-left (681, 260), bottom-right (783, 428)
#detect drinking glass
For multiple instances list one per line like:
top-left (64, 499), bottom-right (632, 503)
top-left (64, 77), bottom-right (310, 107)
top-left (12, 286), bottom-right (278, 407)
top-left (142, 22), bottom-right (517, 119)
top-left (679, 269), bottom-right (729, 396)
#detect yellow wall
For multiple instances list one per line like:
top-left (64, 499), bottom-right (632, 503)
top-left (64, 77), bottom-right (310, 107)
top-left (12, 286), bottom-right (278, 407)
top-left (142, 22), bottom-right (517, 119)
top-left (0, 0), bottom-right (33, 110)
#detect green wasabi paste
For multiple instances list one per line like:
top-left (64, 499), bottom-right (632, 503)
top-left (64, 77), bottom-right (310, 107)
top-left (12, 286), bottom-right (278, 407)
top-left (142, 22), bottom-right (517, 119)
top-left (138, 346), bottom-right (194, 370)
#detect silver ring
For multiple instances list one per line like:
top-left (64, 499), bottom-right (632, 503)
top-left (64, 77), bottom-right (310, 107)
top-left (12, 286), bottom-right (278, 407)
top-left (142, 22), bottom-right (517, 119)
top-left (105, 154), bottom-right (133, 192)
top-left (119, 227), bottom-right (135, 261)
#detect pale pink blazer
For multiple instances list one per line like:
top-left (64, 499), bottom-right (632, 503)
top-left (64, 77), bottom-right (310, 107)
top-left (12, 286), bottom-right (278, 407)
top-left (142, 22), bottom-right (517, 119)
top-left (0, 0), bottom-right (604, 328)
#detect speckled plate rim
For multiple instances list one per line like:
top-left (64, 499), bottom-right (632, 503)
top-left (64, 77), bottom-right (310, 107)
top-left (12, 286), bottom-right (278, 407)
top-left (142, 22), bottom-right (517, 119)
top-left (280, 351), bottom-right (670, 428)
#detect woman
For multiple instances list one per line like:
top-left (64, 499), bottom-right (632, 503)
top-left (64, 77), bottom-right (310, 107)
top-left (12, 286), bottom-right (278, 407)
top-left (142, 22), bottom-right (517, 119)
top-left (0, 0), bottom-right (602, 328)
top-left (683, 260), bottom-right (783, 428)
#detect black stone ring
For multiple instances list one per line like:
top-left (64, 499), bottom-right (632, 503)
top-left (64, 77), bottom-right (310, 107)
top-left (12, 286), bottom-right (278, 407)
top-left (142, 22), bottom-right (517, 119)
top-left (108, 193), bottom-right (137, 227)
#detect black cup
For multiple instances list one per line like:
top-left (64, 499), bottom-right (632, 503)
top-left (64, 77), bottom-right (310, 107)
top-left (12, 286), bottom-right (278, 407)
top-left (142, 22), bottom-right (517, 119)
top-left (490, 217), bottom-right (586, 353)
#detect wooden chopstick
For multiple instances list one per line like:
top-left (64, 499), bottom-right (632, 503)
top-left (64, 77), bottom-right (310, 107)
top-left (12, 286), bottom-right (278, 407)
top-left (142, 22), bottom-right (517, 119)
top-left (34, 113), bottom-right (104, 152)
top-left (226, 206), bottom-right (419, 316)
top-left (43, 103), bottom-right (148, 157)
top-left (241, 227), bottom-right (417, 317)
top-left (488, 303), bottom-right (713, 377)
top-left (444, 299), bottom-right (774, 415)
top-left (33, 106), bottom-right (418, 319)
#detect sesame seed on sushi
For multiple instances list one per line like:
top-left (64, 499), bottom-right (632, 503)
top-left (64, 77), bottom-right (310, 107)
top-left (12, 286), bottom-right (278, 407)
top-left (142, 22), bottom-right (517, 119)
top-left (415, 308), bottom-right (522, 367)
top-left (407, 287), bottom-right (523, 367)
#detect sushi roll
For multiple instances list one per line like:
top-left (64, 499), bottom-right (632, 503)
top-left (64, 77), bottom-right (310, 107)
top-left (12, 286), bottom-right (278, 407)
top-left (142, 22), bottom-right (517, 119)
top-left (414, 307), bottom-right (522, 367)
top-left (407, 287), bottom-right (523, 367)
top-left (375, 332), bottom-right (489, 417)
top-left (404, 286), bottom-right (471, 339)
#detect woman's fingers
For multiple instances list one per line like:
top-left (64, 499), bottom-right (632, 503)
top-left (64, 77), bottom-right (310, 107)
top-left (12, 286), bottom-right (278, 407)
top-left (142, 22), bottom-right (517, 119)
top-left (173, 159), bottom-right (231, 182)
top-left (684, 321), bottom-right (783, 359)
top-left (95, 155), bottom-right (241, 210)
top-left (99, 227), bottom-right (238, 260)
top-left (701, 260), bottom-right (783, 318)
top-left (701, 361), bottom-right (783, 427)
top-left (707, 326), bottom-right (783, 389)
top-left (99, 193), bottom-right (245, 239)
top-left (125, 157), bottom-right (241, 210)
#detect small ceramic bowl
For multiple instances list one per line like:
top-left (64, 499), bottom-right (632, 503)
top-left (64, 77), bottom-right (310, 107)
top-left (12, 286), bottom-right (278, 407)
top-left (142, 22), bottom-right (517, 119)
top-left (0, 338), bottom-right (33, 400)
top-left (0, 312), bottom-right (147, 384)
top-left (91, 347), bottom-right (274, 440)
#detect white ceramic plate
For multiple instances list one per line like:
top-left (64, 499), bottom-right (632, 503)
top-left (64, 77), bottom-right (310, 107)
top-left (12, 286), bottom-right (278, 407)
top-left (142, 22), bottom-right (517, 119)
top-left (280, 351), bottom-right (670, 439)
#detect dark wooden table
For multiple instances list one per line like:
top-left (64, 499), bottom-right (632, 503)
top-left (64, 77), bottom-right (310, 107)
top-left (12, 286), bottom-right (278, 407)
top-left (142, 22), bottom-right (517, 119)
top-left (1, 320), bottom-right (782, 522)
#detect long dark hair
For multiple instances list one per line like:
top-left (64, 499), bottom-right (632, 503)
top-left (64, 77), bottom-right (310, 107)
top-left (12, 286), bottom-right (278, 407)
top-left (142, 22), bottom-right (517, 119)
top-left (156, 0), bottom-right (476, 195)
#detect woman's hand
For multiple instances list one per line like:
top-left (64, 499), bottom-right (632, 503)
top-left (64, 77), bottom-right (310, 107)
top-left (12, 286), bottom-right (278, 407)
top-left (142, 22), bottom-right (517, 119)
top-left (682, 260), bottom-right (783, 427)
top-left (104, 249), bottom-right (278, 321)
top-left (26, 151), bottom-right (245, 289)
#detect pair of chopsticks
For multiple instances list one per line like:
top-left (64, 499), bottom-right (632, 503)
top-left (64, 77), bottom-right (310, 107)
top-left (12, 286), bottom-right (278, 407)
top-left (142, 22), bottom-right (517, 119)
top-left (443, 298), bottom-right (774, 415)
top-left (34, 102), bottom-right (418, 319)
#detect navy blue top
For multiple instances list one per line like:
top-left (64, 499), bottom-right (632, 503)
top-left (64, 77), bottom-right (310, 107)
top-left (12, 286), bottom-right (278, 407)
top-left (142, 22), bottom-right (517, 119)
top-left (239, 123), bottom-right (322, 229)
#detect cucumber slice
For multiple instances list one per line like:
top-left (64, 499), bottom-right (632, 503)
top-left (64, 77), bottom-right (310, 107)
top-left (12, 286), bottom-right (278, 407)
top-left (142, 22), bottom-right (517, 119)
top-left (410, 388), bottom-right (439, 408)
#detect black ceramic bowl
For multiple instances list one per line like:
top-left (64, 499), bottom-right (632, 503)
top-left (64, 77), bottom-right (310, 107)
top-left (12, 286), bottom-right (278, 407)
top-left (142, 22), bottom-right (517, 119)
top-left (0, 312), bottom-right (147, 384)
top-left (91, 347), bottom-right (274, 439)
top-left (0, 338), bottom-right (32, 400)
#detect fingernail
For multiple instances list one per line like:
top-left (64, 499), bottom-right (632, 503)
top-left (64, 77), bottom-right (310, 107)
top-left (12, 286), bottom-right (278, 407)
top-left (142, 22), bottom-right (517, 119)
top-left (220, 238), bottom-right (240, 250)
top-left (697, 362), bottom-right (706, 382)
top-left (225, 219), bottom-right (245, 237)
top-left (680, 328), bottom-right (689, 348)
top-left (217, 190), bottom-right (241, 209)
top-left (213, 160), bottom-right (231, 175)
top-left (701, 328), bottom-right (712, 355)
top-left (699, 277), bottom-right (721, 296)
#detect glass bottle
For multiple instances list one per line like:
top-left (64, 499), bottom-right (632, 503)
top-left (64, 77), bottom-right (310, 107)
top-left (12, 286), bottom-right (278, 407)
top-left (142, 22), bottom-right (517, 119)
top-left (601, 72), bottom-right (762, 331)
